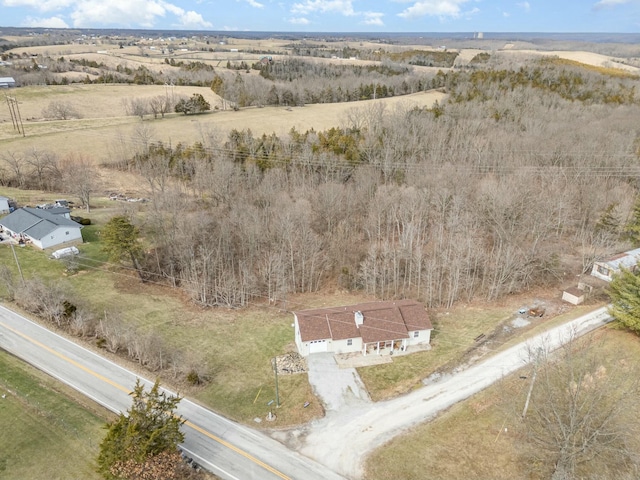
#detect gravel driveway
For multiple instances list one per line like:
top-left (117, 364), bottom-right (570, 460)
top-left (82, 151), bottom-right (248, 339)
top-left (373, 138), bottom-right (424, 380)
top-left (306, 353), bottom-right (370, 411)
top-left (289, 306), bottom-right (612, 479)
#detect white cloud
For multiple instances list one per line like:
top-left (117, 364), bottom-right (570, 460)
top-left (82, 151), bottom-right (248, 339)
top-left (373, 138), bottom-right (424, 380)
top-left (398, 0), bottom-right (472, 19)
top-left (503, 11), bottom-right (510, 17)
top-left (3, 0), bottom-right (74, 12)
top-left (243, 0), bottom-right (264, 7)
top-left (174, 10), bottom-right (212, 28)
top-left (289, 16), bottom-right (310, 24)
top-left (22, 15), bottom-right (69, 27)
top-left (63, 0), bottom-right (211, 28)
top-left (291, 0), bottom-right (355, 16)
top-left (70, 0), bottom-right (163, 27)
top-left (517, 1), bottom-right (530, 12)
top-left (362, 12), bottom-right (384, 25)
top-left (594, 0), bottom-right (632, 7)
top-left (159, 2), bottom-right (211, 27)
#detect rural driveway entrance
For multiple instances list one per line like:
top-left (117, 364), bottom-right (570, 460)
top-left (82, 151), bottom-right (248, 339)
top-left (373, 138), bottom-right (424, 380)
top-left (306, 353), bottom-right (370, 411)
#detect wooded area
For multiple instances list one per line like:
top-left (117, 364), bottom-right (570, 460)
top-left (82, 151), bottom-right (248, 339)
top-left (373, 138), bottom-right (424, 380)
top-left (103, 57), bottom-right (640, 308)
top-left (3, 55), bottom-right (639, 311)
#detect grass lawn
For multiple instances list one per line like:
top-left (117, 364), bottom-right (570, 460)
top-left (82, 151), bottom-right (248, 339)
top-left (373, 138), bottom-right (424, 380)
top-left (358, 304), bottom-right (516, 400)
top-left (0, 202), bottom-right (323, 426)
top-left (364, 327), bottom-right (640, 480)
top-left (0, 189), bottom-right (610, 428)
top-left (0, 350), bottom-right (112, 480)
top-left (358, 299), bottom-right (607, 401)
top-left (0, 216), bottom-right (610, 427)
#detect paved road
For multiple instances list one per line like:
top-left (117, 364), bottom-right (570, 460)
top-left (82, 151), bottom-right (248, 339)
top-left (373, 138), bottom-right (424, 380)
top-left (295, 306), bottom-right (613, 478)
top-left (0, 305), bottom-right (345, 480)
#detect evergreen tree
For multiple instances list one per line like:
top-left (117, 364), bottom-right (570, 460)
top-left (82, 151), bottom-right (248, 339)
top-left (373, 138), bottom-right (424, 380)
top-left (102, 216), bottom-right (145, 281)
top-left (175, 94), bottom-right (210, 115)
top-left (624, 196), bottom-right (640, 246)
top-left (608, 266), bottom-right (640, 333)
top-left (97, 380), bottom-right (185, 479)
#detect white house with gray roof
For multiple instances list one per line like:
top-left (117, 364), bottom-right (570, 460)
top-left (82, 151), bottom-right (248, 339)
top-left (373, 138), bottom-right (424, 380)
top-left (591, 247), bottom-right (640, 282)
top-left (0, 207), bottom-right (83, 249)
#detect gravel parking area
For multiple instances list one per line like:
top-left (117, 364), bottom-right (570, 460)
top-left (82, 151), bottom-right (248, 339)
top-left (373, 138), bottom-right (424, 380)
top-left (306, 353), bottom-right (371, 411)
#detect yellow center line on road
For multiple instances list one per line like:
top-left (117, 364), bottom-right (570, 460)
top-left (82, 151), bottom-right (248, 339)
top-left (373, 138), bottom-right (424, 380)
top-left (0, 319), bottom-right (291, 480)
top-left (0, 319), bottom-right (130, 394)
top-left (184, 419), bottom-right (291, 480)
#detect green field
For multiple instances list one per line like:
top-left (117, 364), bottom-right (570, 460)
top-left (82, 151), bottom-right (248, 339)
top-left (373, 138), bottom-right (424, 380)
top-left (0, 350), bottom-right (112, 480)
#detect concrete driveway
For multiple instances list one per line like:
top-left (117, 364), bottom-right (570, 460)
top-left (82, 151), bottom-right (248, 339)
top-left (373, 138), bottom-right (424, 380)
top-left (306, 353), bottom-right (371, 411)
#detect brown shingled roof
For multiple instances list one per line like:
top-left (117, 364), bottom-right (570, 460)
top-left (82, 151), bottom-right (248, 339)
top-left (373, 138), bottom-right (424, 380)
top-left (294, 300), bottom-right (432, 344)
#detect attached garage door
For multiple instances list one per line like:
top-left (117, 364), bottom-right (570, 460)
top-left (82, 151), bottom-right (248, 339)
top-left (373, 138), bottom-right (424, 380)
top-left (309, 340), bottom-right (328, 354)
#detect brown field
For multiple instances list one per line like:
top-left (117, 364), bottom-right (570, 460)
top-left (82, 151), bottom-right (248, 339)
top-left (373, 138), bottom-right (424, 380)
top-left (2, 36), bottom-right (640, 479)
top-left (0, 84), bottom-right (445, 160)
top-left (364, 327), bottom-right (640, 480)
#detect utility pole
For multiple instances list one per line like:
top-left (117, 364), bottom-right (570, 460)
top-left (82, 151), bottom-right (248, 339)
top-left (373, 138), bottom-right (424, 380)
top-left (5, 95), bottom-right (25, 137)
top-left (272, 357), bottom-right (280, 408)
top-left (522, 348), bottom-right (542, 419)
top-left (10, 242), bottom-right (25, 285)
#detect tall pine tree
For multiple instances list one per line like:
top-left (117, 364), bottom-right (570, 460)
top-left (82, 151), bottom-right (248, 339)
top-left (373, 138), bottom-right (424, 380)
top-left (98, 380), bottom-right (185, 479)
top-left (608, 266), bottom-right (640, 334)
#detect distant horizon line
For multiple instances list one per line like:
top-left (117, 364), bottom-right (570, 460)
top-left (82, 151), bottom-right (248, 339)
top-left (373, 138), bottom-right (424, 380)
top-left (0, 27), bottom-right (637, 36)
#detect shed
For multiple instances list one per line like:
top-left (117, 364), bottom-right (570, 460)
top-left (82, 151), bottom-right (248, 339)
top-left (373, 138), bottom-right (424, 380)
top-left (562, 287), bottom-right (586, 305)
top-left (52, 246), bottom-right (79, 259)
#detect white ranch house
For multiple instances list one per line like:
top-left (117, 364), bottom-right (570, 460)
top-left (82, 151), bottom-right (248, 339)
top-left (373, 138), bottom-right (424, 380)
top-left (0, 207), bottom-right (83, 249)
top-left (294, 300), bottom-right (433, 357)
top-left (591, 247), bottom-right (640, 282)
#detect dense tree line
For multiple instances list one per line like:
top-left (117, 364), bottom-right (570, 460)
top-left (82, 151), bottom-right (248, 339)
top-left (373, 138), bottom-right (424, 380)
top-left (211, 59), bottom-right (433, 108)
top-left (106, 60), bottom-right (640, 309)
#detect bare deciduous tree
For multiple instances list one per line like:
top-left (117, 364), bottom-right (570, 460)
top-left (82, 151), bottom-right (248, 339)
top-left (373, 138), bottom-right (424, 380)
top-left (522, 333), bottom-right (640, 480)
top-left (42, 100), bottom-right (81, 120)
top-left (61, 153), bottom-right (101, 212)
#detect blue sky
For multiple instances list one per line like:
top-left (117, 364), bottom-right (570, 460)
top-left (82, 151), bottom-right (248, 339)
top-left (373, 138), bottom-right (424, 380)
top-left (1, 0), bottom-right (639, 33)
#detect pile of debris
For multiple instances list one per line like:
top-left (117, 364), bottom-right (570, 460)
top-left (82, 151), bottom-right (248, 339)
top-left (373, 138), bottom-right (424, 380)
top-left (108, 192), bottom-right (148, 203)
top-left (275, 352), bottom-right (307, 375)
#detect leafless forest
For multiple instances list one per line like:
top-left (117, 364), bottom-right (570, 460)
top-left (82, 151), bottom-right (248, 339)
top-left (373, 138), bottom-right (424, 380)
top-left (4, 54), bottom-right (640, 310)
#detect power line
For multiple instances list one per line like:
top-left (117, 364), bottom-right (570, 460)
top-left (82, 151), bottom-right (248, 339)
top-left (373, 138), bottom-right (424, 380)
top-left (5, 95), bottom-right (25, 137)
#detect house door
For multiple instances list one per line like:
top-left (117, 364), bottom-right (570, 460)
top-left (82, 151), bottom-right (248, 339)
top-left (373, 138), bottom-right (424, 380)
top-left (309, 340), bottom-right (328, 354)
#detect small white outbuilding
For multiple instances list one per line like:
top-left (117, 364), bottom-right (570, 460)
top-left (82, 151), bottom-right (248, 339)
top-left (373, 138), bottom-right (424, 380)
top-left (52, 246), bottom-right (79, 259)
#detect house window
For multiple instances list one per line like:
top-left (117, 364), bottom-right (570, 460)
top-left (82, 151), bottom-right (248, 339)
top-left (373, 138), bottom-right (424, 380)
top-left (413, 331), bottom-right (420, 338)
top-left (347, 339), bottom-right (352, 346)
top-left (596, 265), bottom-right (610, 276)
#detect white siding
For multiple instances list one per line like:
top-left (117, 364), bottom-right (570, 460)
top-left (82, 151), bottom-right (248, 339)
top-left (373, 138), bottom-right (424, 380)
top-left (562, 291), bottom-right (584, 305)
top-left (331, 337), bottom-right (362, 355)
top-left (38, 226), bottom-right (83, 249)
top-left (294, 316), bottom-right (305, 355)
top-left (407, 329), bottom-right (432, 347)
top-left (591, 262), bottom-right (613, 282)
top-left (0, 198), bottom-right (9, 213)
